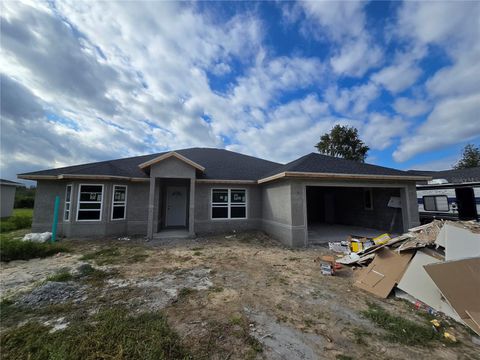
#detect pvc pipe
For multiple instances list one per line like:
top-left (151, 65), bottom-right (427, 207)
top-left (51, 195), bottom-right (60, 242)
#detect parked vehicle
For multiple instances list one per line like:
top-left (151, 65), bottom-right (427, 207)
top-left (417, 179), bottom-right (479, 223)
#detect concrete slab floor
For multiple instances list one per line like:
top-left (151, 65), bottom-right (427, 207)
top-left (153, 229), bottom-right (191, 239)
top-left (308, 223), bottom-right (392, 245)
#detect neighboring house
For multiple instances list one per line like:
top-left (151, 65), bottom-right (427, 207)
top-left (0, 179), bottom-right (22, 218)
top-left (408, 167), bottom-right (480, 222)
top-left (18, 148), bottom-right (428, 247)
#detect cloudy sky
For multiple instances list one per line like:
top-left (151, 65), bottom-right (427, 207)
top-left (1, 0), bottom-right (479, 182)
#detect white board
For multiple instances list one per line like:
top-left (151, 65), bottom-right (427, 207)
top-left (397, 250), bottom-right (461, 322)
top-left (443, 224), bottom-right (480, 261)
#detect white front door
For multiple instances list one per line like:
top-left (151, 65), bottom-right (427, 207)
top-left (165, 186), bottom-right (187, 227)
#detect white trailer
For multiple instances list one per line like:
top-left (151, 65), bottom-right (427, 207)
top-left (417, 179), bottom-right (480, 223)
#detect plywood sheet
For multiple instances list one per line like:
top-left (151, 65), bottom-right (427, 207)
top-left (397, 250), bottom-right (460, 322)
top-left (424, 257), bottom-right (480, 335)
top-left (354, 248), bottom-right (413, 298)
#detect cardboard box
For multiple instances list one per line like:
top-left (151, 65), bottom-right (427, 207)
top-left (354, 248), bottom-right (413, 298)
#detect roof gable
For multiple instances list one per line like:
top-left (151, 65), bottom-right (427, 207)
top-left (138, 151), bottom-right (205, 172)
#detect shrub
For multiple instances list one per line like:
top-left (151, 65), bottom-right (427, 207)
top-left (0, 239), bottom-right (68, 262)
top-left (0, 209), bottom-right (33, 233)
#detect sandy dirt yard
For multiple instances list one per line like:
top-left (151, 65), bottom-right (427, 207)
top-left (1, 231), bottom-right (479, 360)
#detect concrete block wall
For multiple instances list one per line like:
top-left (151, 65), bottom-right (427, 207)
top-left (327, 187), bottom-right (404, 233)
top-left (33, 180), bottom-right (149, 238)
top-left (261, 180), bottom-right (298, 247)
top-left (0, 185), bottom-right (16, 218)
top-left (194, 183), bottom-right (261, 234)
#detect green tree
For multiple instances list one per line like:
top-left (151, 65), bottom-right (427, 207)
top-left (454, 144), bottom-right (480, 169)
top-left (315, 125), bottom-right (370, 162)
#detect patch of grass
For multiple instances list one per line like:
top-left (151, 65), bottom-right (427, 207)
top-left (177, 287), bottom-right (194, 300)
top-left (336, 355), bottom-right (353, 360)
top-left (209, 286), bottom-right (224, 293)
top-left (351, 327), bottom-right (371, 346)
top-left (77, 264), bottom-right (111, 286)
top-left (0, 307), bottom-right (190, 360)
top-left (229, 314), bottom-right (243, 326)
top-left (129, 253), bottom-right (149, 262)
top-left (362, 302), bottom-right (441, 346)
top-left (191, 247), bottom-right (203, 251)
top-left (46, 269), bottom-right (73, 282)
top-left (193, 251), bottom-right (202, 256)
top-left (0, 238), bottom-right (69, 262)
top-left (80, 247), bottom-right (120, 264)
top-left (0, 208), bottom-right (33, 233)
top-left (81, 247), bottom-right (148, 266)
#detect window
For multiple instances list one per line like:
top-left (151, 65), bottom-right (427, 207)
top-left (211, 189), bottom-right (247, 219)
top-left (364, 188), bottom-right (373, 210)
top-left (423, 195), bottom-right (449, 211)
top-left (111, 185), bottom-right (127, 220)
top-left (64, 185), bottom-right (72, 221)
top-left (77, 184), bottom-right (103, 221)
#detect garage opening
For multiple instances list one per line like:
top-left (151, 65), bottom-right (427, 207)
top-left (306, 186), bottom-right (403, 245)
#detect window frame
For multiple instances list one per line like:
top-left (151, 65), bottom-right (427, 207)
top-left (423, 195), bottom-right (449, 212)
top-left (64, 184), bottom-right (73, 221)
top-left (111, 184), bottom-right (128, 221)
top-left (364, 188), bottom-right (373, 210)
top-left (76, 184), bottom-right (104, 222)
top-left (211, 188), bottom-right (247, 220)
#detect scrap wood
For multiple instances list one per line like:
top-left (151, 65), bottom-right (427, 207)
top-left (336, 252), bottom-right (374, 265)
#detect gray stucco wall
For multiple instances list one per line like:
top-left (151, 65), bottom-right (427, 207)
top-left (194, 183), bottom-right (261, 234)
top-left (261, 180), bottom-right (299, 247)
top-left (33, 180), bottom-right (149, 238)
top-left (31, 175), bottom-right (420, 244)
top-left (1, 185), bottom-right (17, 218)
top-left (148, 157), bottom-right (196, 237)
top-left (261, 179), bottom-right (420, 248)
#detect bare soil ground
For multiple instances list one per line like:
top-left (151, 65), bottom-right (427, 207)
top-left (1, 231), bottom-right (478, 359)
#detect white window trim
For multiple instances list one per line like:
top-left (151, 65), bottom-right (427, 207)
top-left (211, 188), bottom-right (247, 220)
top-left (364, 188), bottom-right (373, 210)
top-left (64, 184), bottom-right (72, 221)
top-left (111, 184), bottom-right (128, 221)
top-left (76, 184), bottom-right (104, 222)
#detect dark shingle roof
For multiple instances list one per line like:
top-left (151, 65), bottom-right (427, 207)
top-left (19, 148), bottom-right (282, 181)
top-left (0, 179), bottom-right (22, 186)
top-left (408, 167), bottom-right (480, 183)
top-left (19, 148), bottom-right (423, 182)
top-left (261, 153), bottom-right (412, 178)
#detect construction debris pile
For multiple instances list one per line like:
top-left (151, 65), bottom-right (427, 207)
top-left (329, 220), bottom-right (480, 336)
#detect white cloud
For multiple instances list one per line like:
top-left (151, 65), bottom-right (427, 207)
top-left (393, 97), bottom-right (430, 117)
top-left (362, 113), bottom-right (409, 151)
top-left (393, 93), bottom-right (480, 162)
top-left (389, 1), bottom-right (480, 161)
top-left (371, 62), bottom-right (422, 93)
top-left (426, 53), bottom-right (480, 98)
top-left (407, 155), bottom-right (459, 172)
top-left (330, 39), bottom-right (383, 78)
top-left (292, 0), bottom-right (383, 77)
top-left (324, 82), bottom-right (379, 115)
top-left (228, 95), bottom-right (342, 163)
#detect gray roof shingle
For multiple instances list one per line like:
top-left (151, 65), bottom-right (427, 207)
top-left (19, 148), bottom-right (282, 181)
top-left (0, 179), bottom-right (22, 186)
top-left (407, 167), bottom-right (480, 183)
top-left (261, 153), bottom-right (412, 178)
top-left (19, 148), bottom-right (422, 181)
